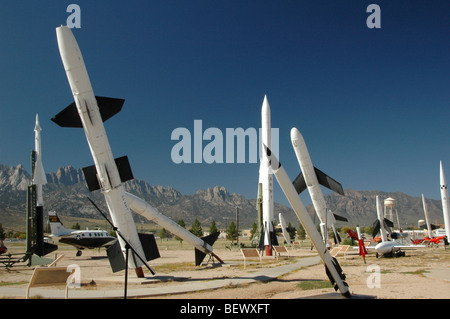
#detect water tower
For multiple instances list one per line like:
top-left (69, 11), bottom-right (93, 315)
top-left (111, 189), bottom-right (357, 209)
top-left (384, 197), bottom-right (397, 226)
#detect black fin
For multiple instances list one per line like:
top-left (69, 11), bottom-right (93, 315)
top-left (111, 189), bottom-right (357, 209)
top-left (138, 233), bottom-right (160, 261)
top-left (82, 156), bottom-right (134, 192)
top-left (333, 213), bottom-right (348, 222)
top-left (372, 220), bottom-right (381, 238)
top-left (292, 172), bottom-right (307, 194)
top-left (52, 96), bottom-right (124, 128)
top-left (384, 218), bottom-right (394, 228)
top-left (314, 167), bottom-right (345, 196)
top-left (195, 231), bottom-right (220, 266)
top-left (292, 167), bottom-right (345, 196)
top-left (106, 240), bottom-right (125, 273)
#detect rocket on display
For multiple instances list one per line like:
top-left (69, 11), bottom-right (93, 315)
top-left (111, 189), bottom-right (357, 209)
top-left (33, 114), bottom-right (47, 207)
top-left (290, 127), bottom-right (347, 245)
top-left (52, 26), bottom-right (221, 274)
top-left (439, 161), bottom-right (450, 241)
top-left (52, 26), bottom-right (149, 276)
top-left (26, 115), bottom-right (58, 262)
top-left (263, 145), bottom-right (351, 297)
top-left (258, 95), bottom-right (278, 255)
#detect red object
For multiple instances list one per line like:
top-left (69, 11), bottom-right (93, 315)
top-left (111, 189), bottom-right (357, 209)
top-left (0, 240), bottom-right (7, 255)
top-left (347, 229), bottom-right (358, 240)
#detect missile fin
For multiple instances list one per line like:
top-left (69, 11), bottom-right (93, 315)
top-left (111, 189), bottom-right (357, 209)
top-left (372, 220), bottom-right (381, 238)
top-left (292, 172), bottom-right (307, 194)
top-left (384, 218), bottom-right (394, 228)
top-left (325, 257), bottom-right (349, 293)
top-left (96, 96), bottom-right (125, 122)
top-left (82, 156), bottom-right (134, 192)
top-left (314, 167), bottom-right (345, 196)
top-left (138, 233), bottom-right (160, 261)
top-left (194, 231), bottom-right (220, 266)
top-left (51, 96), bottom-right (125, 128)
top-left (333, 213), bottom-right (348, 222)
top-left (106, 240), bottom-right (126, 273)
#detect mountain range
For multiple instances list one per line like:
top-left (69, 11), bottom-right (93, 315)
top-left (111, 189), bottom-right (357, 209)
top-left (0, 163), bottom-right (445, 232)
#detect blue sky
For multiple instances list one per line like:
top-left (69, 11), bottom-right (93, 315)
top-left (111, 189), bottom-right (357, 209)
top-left (0, 1), bottom-right (449, 207)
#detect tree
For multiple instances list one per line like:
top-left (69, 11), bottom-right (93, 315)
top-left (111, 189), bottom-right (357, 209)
top-left (158, 228), bottom-right (169, 240)
top-left (287, 222), bottom-right (296, 241)
top-left (175, 219), bottom-right (186, 247)
top-left (250, 222), bottom-right (258, 240)
top-left (0, 224), bottom-right (5, 241)
top-left (297, 223), bottom-right (306, 241)
top-left (209, 220), bottom-right (218, 234)
top-left (226, 221), bottom-right (237, 243)
top-left (72, 222), bottom-right (81, 230)
top-left (189, 219), bottom-right (203, 237)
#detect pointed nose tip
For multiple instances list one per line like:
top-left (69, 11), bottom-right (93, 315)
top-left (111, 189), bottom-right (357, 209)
top-left (262, 95), bottom-right (270, 113)
top-left (34, 114), bottom-right (41, 131)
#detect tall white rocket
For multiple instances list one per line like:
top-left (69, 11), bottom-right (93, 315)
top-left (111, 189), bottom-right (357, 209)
top-left (53, 26), bottom-right (221, 271)
top-left (54, 26), bottom-right (146, 272)
top-left (439, 161), bottom-right (450, 240)
top-left (376, 195), bottom-right (388, 242)
top-left (259, 95), bottom-right (275, 255)
top-left (33, 114), bottom-right (47, 206)
top-left (421, 194), bottom-right (433, 238)
top-left (290, 127), bottom-right (346, 245)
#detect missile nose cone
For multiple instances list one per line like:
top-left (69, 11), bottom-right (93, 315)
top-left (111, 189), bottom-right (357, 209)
top-left (56, 25), bottom-right (74, 45)
top-left (440, 161), bottom-right (446, 184)
top-left (290, 127), bottom-right (301, 141)
top-left (290, 127), bottom-right (305, 148)
top-left (34, 114), bottom-right (41, 131)
top-left (262, 95), bottom-right (270, 115)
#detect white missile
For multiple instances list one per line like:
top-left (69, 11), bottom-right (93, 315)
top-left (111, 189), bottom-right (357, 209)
top-left (52, 26), bottom-right (146, 274)
top-left (28, 114), bottom-right (58, 259)
top-left (279, 213), bottom-right (291, 245)
top-left (421, 194), bottom-right (434, 238)
top-left (263, 145), bottom-right (350, 297)
top-left (375, 195), bottom-right (388, 242)
top-left (258, 95), bottom-right (276, 255)
top-left (52, 26), bottom-right (221, 270)
top-left (290, 127), bottom-right (346, 244)
top-left (440, 161), bottom-right (450, 240)
top-left (33, 114), bottom-right (47, 206)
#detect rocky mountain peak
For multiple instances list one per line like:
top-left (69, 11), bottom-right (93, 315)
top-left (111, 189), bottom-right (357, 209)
top-left (196, 186), bottom-right (230, 202)
top-left (46, 166), bottom-right (85, 186)
top-left (0, 164), bottom-right (30, 191)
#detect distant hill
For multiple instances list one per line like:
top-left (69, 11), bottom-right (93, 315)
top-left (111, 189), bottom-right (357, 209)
top-left (317, 188), bottom-right (444, 228)
top-left (0, 163), bottom-right (445, 232)
top-left (0, 164), bottom-right (294, 231)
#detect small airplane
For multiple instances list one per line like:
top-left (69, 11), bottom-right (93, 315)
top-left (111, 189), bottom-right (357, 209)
top-left (371, 196), bottom-right (425, 258)
top-left (48, 211), bottom-right (116, 256)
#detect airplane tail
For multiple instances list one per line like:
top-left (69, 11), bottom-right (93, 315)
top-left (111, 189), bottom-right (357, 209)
top-left (292, 167), bottom-right (344, 196)
top-left (195, 231), bottom-right (222, 266)
top-left (48, 211), bottom-right (73, 236)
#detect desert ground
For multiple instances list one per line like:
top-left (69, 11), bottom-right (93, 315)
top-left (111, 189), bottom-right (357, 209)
top-left (1, 239), bottom-right (449, 299)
